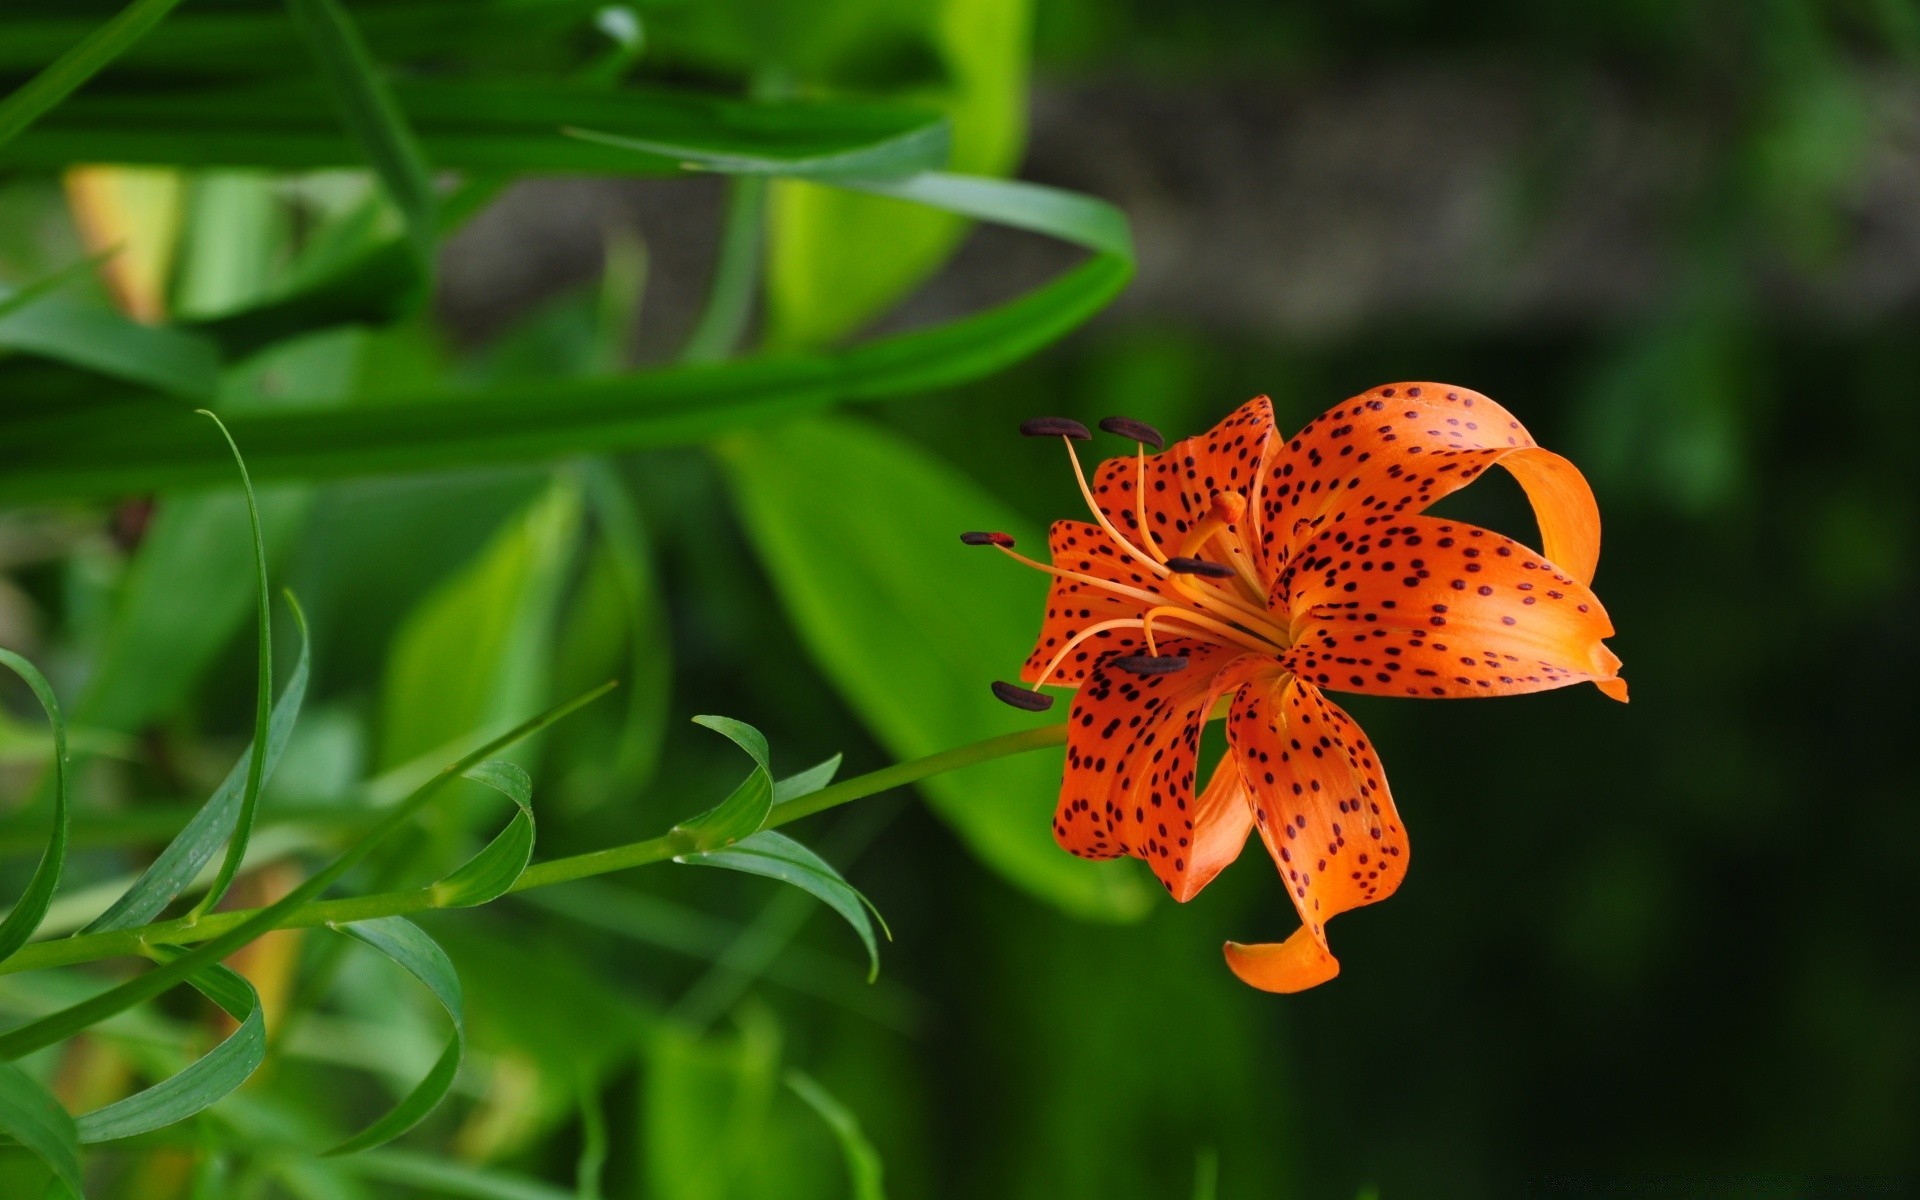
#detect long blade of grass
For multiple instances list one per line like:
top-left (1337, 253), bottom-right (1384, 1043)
top-left (284, 0), bottom-right (437, 266)
top-left (0, 1062), bottom-right (81, 1196)
top-left (0, 650), bottom-right (71, 963)
top-left (185, 412), bottom-right (274, 920)
top-left (0, 681), bottom-right (613, 1061)
top-left (0, 298), bottom-right (220, 398)
top-left (785, 1070), bottom-right (885, 1200)
top-left (0, 0), bottom-right (189, 148)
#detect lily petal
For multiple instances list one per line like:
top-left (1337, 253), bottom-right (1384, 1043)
top-left (1254, 383), bottom-right (1602, 586)
top-left (1167, 752), bottom-right (1256, 903)
top-left (1280, 515), bottom-right (1624, 700)
top-left (1053, 641), bottom-right (1261, 897)
top-left (1225, 676), bottom-right (1408, 992)
top-left (1019, 520), bottom-right (1165, 686)
top-left (1090, 395), bottom-right (1276, 561)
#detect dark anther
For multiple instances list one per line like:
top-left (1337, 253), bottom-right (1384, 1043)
top-left (1112, 654), bottom-right (1191, 675)
top-left (991, 680), bottom-right (1055, 711)
top-left (1166, 556), bottom-right (1235, 578)
top-left (961, 531), bottom-right (1015, 547)
top-left (1098, 416), bottom-right (1165, 450)
top-left (1018, 417), bottom-right (1092, 441)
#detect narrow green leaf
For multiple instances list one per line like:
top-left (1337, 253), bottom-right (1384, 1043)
top-left (82, 598), bottom-right (310, 933)
top-left (0, 682), bottom-right (612, 1062)
top-left (679, 831), bottom-right (884, 981)
top-left (0, 250), bottom-right (115, 322)
top-left (672, 716), bottom-right (773, 850)
top-left (285, 0), bottom-right (438, 266)
top-left (785, 1069), bottom-right (885, 1200)
top-left (189, 412), bottom-right (275, 921)
top-left (0, 0), bottom-right (188, 148)
top-left (0, 649), bottom-right (70, 963)
top-left (73, 958), bottom-right (264, 1143)
top-left (722, 416), bottom-right (1153, 921)
top-left (0, 1062), bottom-right (81, 1197)
top-left (337, 1150), bottom-right (576, 1200)
top-left (772, 755), bottom-right (842, 805)
top-left (431, 761), bottom-right (535, 908)
top-left (325, 916), bottom-right (463, 1155)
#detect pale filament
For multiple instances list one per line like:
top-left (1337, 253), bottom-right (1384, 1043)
top-left (993, 541), bottom-right (1289, 649)
top-left (1133, 447), bottom-right (1166, 565)
top-left (1140, 604), bottom-right (1278, 659)
top-left (1062, 436), bottom-right (1172, 582)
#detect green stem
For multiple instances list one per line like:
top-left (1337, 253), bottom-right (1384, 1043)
top-left (677, 174), bottom-right (766, 364)
top-left (0, 721), bottom-right (1067, 980)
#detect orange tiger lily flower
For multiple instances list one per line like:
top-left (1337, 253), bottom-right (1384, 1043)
top-left (966, 385), bottom-right (1625, 993)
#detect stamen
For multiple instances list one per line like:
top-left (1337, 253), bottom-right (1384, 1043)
top-left (991, 680), bottom-right (1054, 711)
top-left (960, 531), bottom-right (1015, 547)
top-left (1112, 654), bottom-right (1189, 675)
top-left (1098, 416), bottom-right (1165, 450)
top-left (989, 543), bottom-right (1293, 653)
top-left (1141, 604), bottom-right (1277, 658)
top-left (1019, 417), bottom-right (1092, 441)
top-left (1166, 556), bottom-right (1235, 578)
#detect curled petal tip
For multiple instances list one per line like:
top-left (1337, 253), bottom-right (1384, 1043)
top-left (991, 680), bottom-right (1054, 711)
top-left (1597, 676), bottom-right (1629, 703)
top-left (1019, 416), bottom-right (1092, 441)
top-left (1097, 416), bottom-right (1166, 450)
top-left (1222, 930), bottom-right (1340, 994)
top-left (960, 530), bottom-right (1015, 547)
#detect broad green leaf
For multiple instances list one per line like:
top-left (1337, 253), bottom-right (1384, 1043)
top-left (643, 1009), bottom-right (781, 1200)
top-left (82, 599), bottom-right (310, 933)
top-left (173, 171), bottom-right (288, 319)
top-left (679, 831), bottom-right (886, 981)
top-left (721, 415), bottom-right (1153, 921)
top-left (0, 650), bottom-right (69, 963)
top-left (431, 761), bottom-right (535, 908)
top-left (0, 297), bottom-right (219, 396)
top-left (672, 716), bottom-right (773, 850)
top-left (326, 917), bottom-right (463, 1155)
top-left (0, 173), bottom-right (1131, 504)
top-left (0, 683), bottom-right (611, 1061)
top-left (285, 0), bottom-right (438, 266)
top-left (765, 0), bottom-right (1032, 347)
top-left (73, 958), bottom-right (264, 1143)
top-left (0, 0), bottom-right (188, 148)
top-left (0, 1063), bottom-right (80, 1198)
top-left (785, 1069), bottom-right (885, 1200)
top-left (773, 755), bottom-right (843, 804)
top-left (188, 411), bottom-right (275, 920)
top-left (379, 480), bottom-right (581, 770)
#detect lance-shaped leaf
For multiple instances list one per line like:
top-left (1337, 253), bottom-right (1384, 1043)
top-left (773, 755), bottom-right (843, 806)
top-left (0, 1062), bottom-right (81, 1197)
top-left (672, 716), bottom-right (773, 851)
top-left (0, 649), bottom-right (70, 964)
top-left (430, 761), bottom-right (534, 908)
top-left (325, 916), bottom-right (463, 1156)
top-left (81, 601), bottom-right (308, 932)
top-left (678, 831), bottom-right (886, 982)
top-left (74, 957), bottom-right (264, 1144)
top-left (785, 1069), bottom-right (885, 1200)
top-left (0, 297), bottom-right (220, 397)
top-left (0, 0), bottom-right (189, 148)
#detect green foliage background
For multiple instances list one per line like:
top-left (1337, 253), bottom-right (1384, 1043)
top-left (0, 0), bottom-right (1916, 1197)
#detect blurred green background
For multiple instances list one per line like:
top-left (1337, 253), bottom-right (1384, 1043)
top-left (1, 0), bottom-right (1917, 1196)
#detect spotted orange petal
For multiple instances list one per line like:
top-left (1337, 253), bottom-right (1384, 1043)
top-left (1089, 396), bottom-right (1276, 562)
top-left (1019, 520), bottom-right (1166, 686)
top-left (1167, 752), bottom-right (1256, 904)
top-left (1253, 383), bottom-right (1602, 587)
top-left (1053, 640), bottom-right (1261, 897)
top-left (1223, 675), bottom-right (1408, 993)
top-left (1279, 515), bottom-right (1625, 700)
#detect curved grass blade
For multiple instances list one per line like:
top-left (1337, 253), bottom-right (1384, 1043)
top-left (430, 761), bottom-right (534, 908)
top-left (0, 0), bottom-right (188, 148)
top-left (81, 596), bottom-right (309, 933)
top-left (0, 682), bottom-right (613, 1062)
top-left (0, 299), bottom-right (220, 398)
top-left (678, 831), bottom-right (886, 981)
top-left (673, 716), bottom-right (773, 851)
top-left (0, 650), bottom-right (70, 963)
top-left (285, 0), bottom-right (437, 267)
top-left (74, 956), bottom-right (264, 1143)
top-left (785, 1069), bottom-right (884, 1200)
top-left (0, 1062), bottom-right (81, 1197)
top-left (324, 916), bottom-right (462, 1155)
top-left (187, 412), bottom-right (274, 921)
top-left (0, 173), bottom-right (1129, 503)
top-left (773, 756), bottom-right (842, 806)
